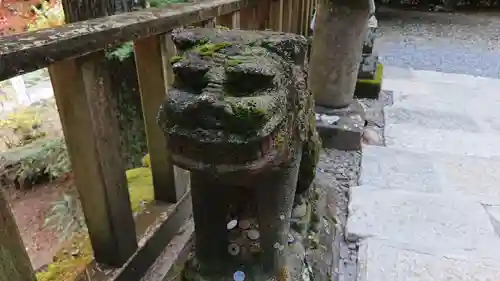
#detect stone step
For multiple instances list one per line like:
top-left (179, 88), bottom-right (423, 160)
top-left (346, 186), bottom-right (500, 261)
top-left (357, 238), bottom-right (500, 281)
top-left (384, 106), bottom-right (483, 133)
top-left (382, 67), bottom-right (500, 89)
top-left (431, 153), bottom-right (500, 205)
top-left (387, 88), bottom-right (500, 117)
top-left (361, 146), bottom-right (443, 193)
top-left (362, 145), bottom-right (500, 205)
top-left (384, 123), bottom-right (500, 158)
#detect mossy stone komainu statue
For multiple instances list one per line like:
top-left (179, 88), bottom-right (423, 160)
top-left (158, 27), bottom-right (320, 281)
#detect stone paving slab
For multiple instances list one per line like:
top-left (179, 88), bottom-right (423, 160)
top-left (361, 146), bottom-right (442, 193)
top-left (385, 93), bottom-right (497, 134)
top-left (347, 186), bottom-right (500, 259)
top-left (385, 123), bottom-right (500, 158)
top-left (434, 154), bottom-right (500, 205)
top-left (389, 91), bottom-right (497, 116)
top-left (383, 66), bottom-right (500, 89)
top-left (351, 68), bottom-right (500, 280)
top-left (363, 145), bottom-right (500, 204)
top-left (357, 238), bottom-right (500, 281)
top-left (385, 106), bottom-right (482, 133)
top-left (383, 78), bottom-right (490, 98)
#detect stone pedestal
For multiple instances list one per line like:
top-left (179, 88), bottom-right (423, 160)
top-left (355, 14), bottom-right (384, 99)
top-left (315, 102), bottom-right (365, 151)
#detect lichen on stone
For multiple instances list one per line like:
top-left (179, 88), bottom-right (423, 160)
top-left (192, 42), bottom-right (233, 56)
top-left (170, 55), bottom-right (183, 64)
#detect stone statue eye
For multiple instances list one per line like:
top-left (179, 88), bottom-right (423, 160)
top-left (225, 63), bottom-right (275, 96)
top-left (172, 57), bottom-right (210, 92)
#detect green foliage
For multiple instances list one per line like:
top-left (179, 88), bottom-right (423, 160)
top-left (1, 138), bottom-right (70, 188)
top-left (44, 193), bottom-right (86, 241)
top-left (106, 42), bottom-right (134, 62)
top-left (0, 110), bottom-right (47, 148)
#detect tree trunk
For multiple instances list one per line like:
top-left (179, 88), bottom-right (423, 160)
top-left (444, 0), bottom-right (459, 10)
top-left (308, 0), bottom-right (371, 109)
top-left (0, 189), bottom-right (36, 281)
top-left (62, 0), bottom-right (134, 22)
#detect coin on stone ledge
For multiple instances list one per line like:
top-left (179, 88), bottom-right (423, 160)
top-left (238, 219), bottom-right (251, 230)
top-left (247, 229), bottom-right (260, 240)
top-left (227, 219), bottom-right (238, 230)
top-left (249, 242), bottom-right (261, 253)
top-left (228, 243), bottom-right (240, 256)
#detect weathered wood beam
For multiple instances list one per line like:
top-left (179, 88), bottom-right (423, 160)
top-left (0, 0), bottom-right (258, 81)
top-left (49, 53), bottom-right (138, 266)
top-left (0, 189), bottom-right (36, 281)
top-left (134, 35), bottom-right (188, 203)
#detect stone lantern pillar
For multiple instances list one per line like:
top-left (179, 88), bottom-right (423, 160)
top-left (308, 0), bottom-right (374, 150)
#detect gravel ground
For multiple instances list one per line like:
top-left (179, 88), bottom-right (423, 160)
top-left (316, 149), bottom-right (362, 281)
top-left (377, 7), bottom-right (500, 77)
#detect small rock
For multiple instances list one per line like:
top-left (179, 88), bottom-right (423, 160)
top-left (362, 127), bottom-right (380, 145)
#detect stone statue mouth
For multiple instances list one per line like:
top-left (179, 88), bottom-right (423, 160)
top-left (161, 88), bottom-right (287, 145)
top-left (163, 108), bottom-right (290, 173)
top-left (160, 87), bottom-right (290, 173)
top-left (167, 126), bottom-right (289, 173)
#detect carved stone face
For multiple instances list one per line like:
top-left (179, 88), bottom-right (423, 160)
top-left (158, 28), bottom-right (307, 174)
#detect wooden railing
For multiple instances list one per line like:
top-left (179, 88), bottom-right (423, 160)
top-left (0, 0), bottom-right (316, 279)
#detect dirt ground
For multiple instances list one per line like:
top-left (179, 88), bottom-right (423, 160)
top-left (1, 91), bottom-right (67, 269)
top-left (7, 177), bottom-right (75, 270)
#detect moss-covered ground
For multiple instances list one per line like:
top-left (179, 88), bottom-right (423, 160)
top-left (35, 167), bottom-right (154, 281)
top-left (354, 63), bottom-right (384, 99)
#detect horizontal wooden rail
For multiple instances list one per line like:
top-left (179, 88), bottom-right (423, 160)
top-left (0, 0), bottom-right (258, 81)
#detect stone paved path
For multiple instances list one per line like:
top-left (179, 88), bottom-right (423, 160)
top-left (347, 66), bottom-right (500, 280)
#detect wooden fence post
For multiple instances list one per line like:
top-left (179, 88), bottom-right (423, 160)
top-left (0, 188), bottom-right (36, 281)
top-left (134, 34), bottom-right (189, 203)
top-left (49, 53), bottom-right (138, 266)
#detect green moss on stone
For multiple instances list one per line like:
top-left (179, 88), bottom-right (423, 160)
top-left (354, 63), bottom-right (383, 99)
top-left (170, 55), bottom-right (183, 64)
top-left (193, 42), bottom-right (233, 56)
top-left (357, 63), bottom-right (383, 85)
top-left (225, 59), bottom-right (243, 67)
